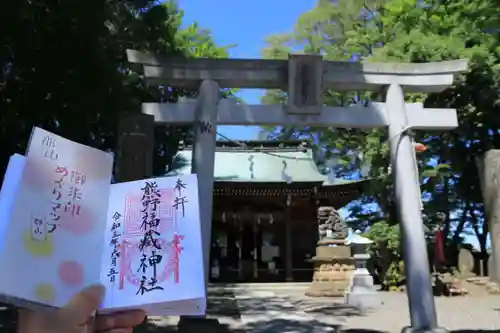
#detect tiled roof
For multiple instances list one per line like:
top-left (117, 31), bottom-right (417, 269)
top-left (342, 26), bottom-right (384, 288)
top-left (167, 146), bottom-right (362, 186)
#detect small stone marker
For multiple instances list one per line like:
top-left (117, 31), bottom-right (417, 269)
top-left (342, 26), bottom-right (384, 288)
top-left (458, 248), bottom-right (475, 277)
top-left (488, 254), bottom-right (497, 282)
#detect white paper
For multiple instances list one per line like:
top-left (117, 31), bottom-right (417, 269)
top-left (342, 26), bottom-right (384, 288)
top-left (0, 158), bottom-right (206, 316)
top-left (0, 128), bottom-right (114, 307)
top-left (128, 298), bottom-right (205, 316)
top-left (0, 130), bottom-right (206, 316)
top-left (99, 174), bottom-right (206, 314)
top-left (0, 154), bottom-right (25, 251)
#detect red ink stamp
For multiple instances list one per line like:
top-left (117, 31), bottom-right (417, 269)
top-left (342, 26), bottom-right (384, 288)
top-left (119, 234), bottom-right (184, 289)
top-left (123, 189), bottom-right (174, 237)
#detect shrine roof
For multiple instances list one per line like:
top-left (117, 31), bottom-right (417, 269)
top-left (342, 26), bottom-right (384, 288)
top-left (166, 140), bottom-right (363, 186)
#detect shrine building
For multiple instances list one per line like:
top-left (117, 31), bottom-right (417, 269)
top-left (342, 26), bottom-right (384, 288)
top-left (167, 140), bottom-right (367, 283)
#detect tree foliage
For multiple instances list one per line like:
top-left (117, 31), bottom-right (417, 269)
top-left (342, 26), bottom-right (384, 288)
top-left (0, 1), bottom-right (233, 329)
top-left (0, 0), bottom-right (233, 179)
top-left (364, 221), bottom-right (404, 290)
top-left (261, 0), bottom-right (500, 284)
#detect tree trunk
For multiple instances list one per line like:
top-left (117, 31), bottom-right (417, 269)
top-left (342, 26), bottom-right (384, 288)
top-left (476, 151), bottom-right (500, 283)
top-left (452, 199), bottom-right (470, 245)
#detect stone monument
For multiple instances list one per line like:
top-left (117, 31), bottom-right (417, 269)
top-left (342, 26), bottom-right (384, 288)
top-left (458, 247), bottom-right (475, 278)
top-left (305, 207), bottom-right (355, 297)
top-left (488, 251), bottom-right (496, 282)
top-left (344, 230), bottom-right (381, 311)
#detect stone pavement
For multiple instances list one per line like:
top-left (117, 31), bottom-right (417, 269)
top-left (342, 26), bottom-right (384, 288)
top-left (144, 283), bottom-right (500, 333)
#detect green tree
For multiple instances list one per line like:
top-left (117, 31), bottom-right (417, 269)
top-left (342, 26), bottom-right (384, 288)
top-left (0, 0), bottom-right (233, 180)
top-left (352, 0), bottom-right (500, 258)
top-left (0, 2), bottom-right (233, 329)
top-left (364, 221), bottom-right (404, 290)
top-left (261, 0), bottom-right (500, 283)
top-left (260, 0), bottom-right (396, 226)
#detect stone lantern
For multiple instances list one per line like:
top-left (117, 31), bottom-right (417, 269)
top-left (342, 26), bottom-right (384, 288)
top-left (344, 230), bottom-right (381, 310)
top-left (349, 230), bottom-right (372, 270)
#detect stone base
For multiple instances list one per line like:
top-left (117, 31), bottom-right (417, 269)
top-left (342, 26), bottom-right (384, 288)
top-left (344, 291), bottom-right (382, 311)
top-left (349, 269), bottom-right (374, 288)
top-left (306, 243), bottom-right (354, 297)
top-left (306, 281), bottom-right (350, 297)
top-left (316, 239), bottom-right (350, 258)
top-left (306, 260), bottom-right (355, 297)
top-left (401, 326), bottom-right (449, 333)
top-left (344, 267), bottom-right (381, 310)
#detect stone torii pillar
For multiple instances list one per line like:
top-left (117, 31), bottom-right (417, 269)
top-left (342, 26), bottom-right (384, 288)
top-left (190, 79), bottom-right (219, 289)
top-left (126, 49), bottom-right (467, 333)
top-left (386, 84), bottom-right (438, 331)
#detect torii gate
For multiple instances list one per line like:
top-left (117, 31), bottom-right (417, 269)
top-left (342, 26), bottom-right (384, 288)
top-left (122, 50), bottom-right (467, 333)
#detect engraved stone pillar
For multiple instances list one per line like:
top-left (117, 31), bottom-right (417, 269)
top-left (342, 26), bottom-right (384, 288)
top-left (305, 207), bottom-right (354, 297)
top-left (115, 114), bottom-right (154, 182)
top-left (477, 151), bottom-right (500, 285)
top-left (114, 114), bottom-right (155, 333)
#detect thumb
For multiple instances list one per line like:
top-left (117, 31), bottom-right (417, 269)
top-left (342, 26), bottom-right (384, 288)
top-left (57, 284), bottom-right (105, 326)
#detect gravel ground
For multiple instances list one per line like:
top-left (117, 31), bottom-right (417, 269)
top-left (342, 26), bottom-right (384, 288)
top-left (148, 285), bottom-right (500, 333)
top-left (295, 292), bottom-right (500, 332)
top-left (259, 288), bottom-right (500, 332)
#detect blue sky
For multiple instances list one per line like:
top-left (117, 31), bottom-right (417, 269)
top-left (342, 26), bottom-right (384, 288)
top-left (179, 0), bottom-right (317, 141)
top-left (177, 1), bottom-right (487, 249)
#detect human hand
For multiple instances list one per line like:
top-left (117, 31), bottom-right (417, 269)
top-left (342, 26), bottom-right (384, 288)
top-left (18, 284), bottom-right (146, 333)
